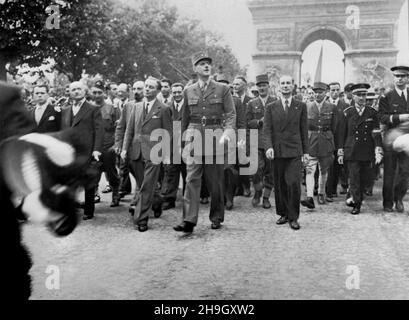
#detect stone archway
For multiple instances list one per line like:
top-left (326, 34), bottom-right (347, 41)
top-left (248, 0), bottom-right (404, 87)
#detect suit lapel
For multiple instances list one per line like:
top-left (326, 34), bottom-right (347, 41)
top-left (38, 104), bottom-right (53, 127)
top-left (274, 99), bottom-right (286, 130)
top-left (143, 100), bottom-right (160, 125)
top-left (62, 107), bottom-right (72, 129)
top-left (283, 99), bottom-right (298, 130)
top-left (72, 102), bottom-right (90, 127)
top-left (356, 107), bottom-right (371, 126)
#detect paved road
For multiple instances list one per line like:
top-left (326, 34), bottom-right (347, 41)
top-left (24, 180), bottom-right (409, 300)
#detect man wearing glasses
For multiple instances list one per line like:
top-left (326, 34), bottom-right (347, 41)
top-left (378, 65), bottom-right (409, 213)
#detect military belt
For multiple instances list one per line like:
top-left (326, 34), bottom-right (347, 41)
top-left (190, 116), bottom-right (222, 126)
top-left (309, 125), bottom-right (330, 132)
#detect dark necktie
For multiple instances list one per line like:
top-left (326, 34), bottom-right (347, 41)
top-left (402, 92), bottom-right (407, 103)
top-left (284, 100), bottom-right (289, 115)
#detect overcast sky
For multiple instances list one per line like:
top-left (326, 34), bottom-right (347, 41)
top-left (121, 0), bottom-right (409, 84)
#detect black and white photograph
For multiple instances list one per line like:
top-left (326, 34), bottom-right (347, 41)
top-left (2, 0), bottom-right (409, 307)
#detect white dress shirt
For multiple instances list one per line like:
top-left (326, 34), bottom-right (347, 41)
top-left (174, 99), bottom-right (184, 113)
top-left (35, 102), bottom-right (48, 124)
top-left (280, 96), bottom-right (293, 112)
top-left (72, 98), bottom-right (86, 116)
top-left (396, 87), bottom-right (408, 102)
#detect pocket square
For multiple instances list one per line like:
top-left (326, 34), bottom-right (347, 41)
top-left (152, 115), bottom-right (160, 119)
top-left (48, 116), bottom-right (55, 121)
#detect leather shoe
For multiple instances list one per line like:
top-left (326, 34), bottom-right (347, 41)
top-left (301, 197), bottom-right (315, 209)
top-left (129, 206), bottom-right (135, 216)
top-left (83, 215), bottom-right (94, 221)
top-left (162, 201), bottom-right (175, 211)
top-left (262, 197), bottom-right (271, 209)
top-left (351, 205), bottom-right (361, 215)
top-left (211, 221), bottom-right (222, 229)
top-left (226, 200), bottom-right (233, 211)
top-left (138, 225), bottom-right (148, 232)
top-left (252, 190), bottom-right (262, 207)
top-left (153, 207), bottom-right (162, 218)
top-left (243, 188), bottom-right (252, 197)
top-left (317, 194), bottom-right (325, 205)
top-left (110, 199), bottom-right (120, 207)
top-left (173, 222), bottom-right (194, 233)
top-left (395, 200), bottom-right (404, 213)
top-left (276, 216), bottom-right (288, 225)
top-left (383, 207), bottom-right (393, 213)
top-left (325, 195), bottom-right (334, 203)
top-left (200, 197), bottom-right (209, 204)
top-left (313, 189), bottom-right (318, 196)
top-left (94, 195), bottom-right (101, 203)
top-left (289, 220), bottom-right (300, 230)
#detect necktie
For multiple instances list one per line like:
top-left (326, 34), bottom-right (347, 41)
top-left (402, 92), bottom-right (407, 103)
top-left (201, 83), bottom-right (207, 94)
top-left (164, 98), bottom-right (168, 104)
top-left (35, 106), bottom-right (42, 124)
top-left (284, 100), bottom-right (289, 114)
top-left (145, 102), bottom-right (149, 116)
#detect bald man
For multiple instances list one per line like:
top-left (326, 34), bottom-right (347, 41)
top-left (60, 81), bottom-right (104, 220)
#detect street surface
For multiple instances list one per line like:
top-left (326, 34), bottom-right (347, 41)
top-left (25, 180), bottom-right (409, 300)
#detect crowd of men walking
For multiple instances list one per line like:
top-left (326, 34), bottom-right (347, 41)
top-left (24, 51), bottom-right (409, 233)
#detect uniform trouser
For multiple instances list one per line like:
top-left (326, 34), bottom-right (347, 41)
top-left (119, 156), bottom-right (132, 194)
top-left (224, 163), bottom-right (239, 204)
top-left (365, 161), bottom-right (377, 192)
top-left (383, 150), bottom-right (409, 209)
top-left (305, 155), bottom-right (333, 198)
top-left (161, 163), bottom-right (187, 203)
top-left (129, 158), bottom-right (145, 206)
top-left (273, 157), bottom-right (302, 222)
top-left (84, 185), bottom-right (95, 217)
top-left (96, 149), bottom-right (120, 200)
top-left (252, 149), bottom-right (273, 198)
top-left (134, 160), bottom-right (161, 226)
top-left (347, 160), bottom-right (372, 205)
top-left (326, 151), bottom-right (349, 196)
top-left (183, 158), bottom-right (225, 225)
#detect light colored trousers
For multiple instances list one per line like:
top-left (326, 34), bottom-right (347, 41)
top-left (305, 155), bottom-right (333, 198)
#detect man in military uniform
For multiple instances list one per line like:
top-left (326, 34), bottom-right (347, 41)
top-left (174, 51), bottom-right (236, 233)
top-left (301, 82), bottom-right (339, 209)
top-left (326, 82), bottom-right (350, 199)
top-left (339, 83), bottom-right (382, 215)
top-left (246, 74), bottom-right (276, 209)
top-left (378, 65), bottom-right (409, 213)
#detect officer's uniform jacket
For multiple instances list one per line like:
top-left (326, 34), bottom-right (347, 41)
top-left (340, 105), bottom-right (381, 162)
top-left (306, 100), bottom-right (338, 157)
top-left (181, 79), bottom-right (236, 157)
top-left (378, 88), bottom-right (409, 131)
top-left (246, 95), bottom-right (276, 150)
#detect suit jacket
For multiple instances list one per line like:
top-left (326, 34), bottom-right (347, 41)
top-left (378, 88), bottom-right (409, 131)
top-left (246, 96), bottom-right (276, 150)
top-left (123, 100), bottom-right (173, 162)
top-left (340, 106), bottom-right (381, 161)
top-left (60, 100), bottom-right (103, 158)
top-left (98, 102), bottom-right (120, 151)
top-left (30, 103), bottom-right (61, 133)
top-left (182, 80), bottom-right (236, 157)
top-left (114, 100), bottom-right (136, 150)
top-left (263, 98), bottom-right (309, 158)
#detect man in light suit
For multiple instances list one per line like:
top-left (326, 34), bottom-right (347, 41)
top-left (60, 81), bottom-right (103, 220)
top-left (263, 75), bottom-right (309, 230)
top-left (122, 77), bottom-right (173, 232)
top-left (31, 84), bottom-right (61, 133)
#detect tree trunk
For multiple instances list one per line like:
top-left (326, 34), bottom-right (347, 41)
top-left (0, 52), bottom-right (7, 82)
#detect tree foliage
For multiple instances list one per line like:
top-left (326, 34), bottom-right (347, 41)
top-left (1, 0), bottom-right (244, 84)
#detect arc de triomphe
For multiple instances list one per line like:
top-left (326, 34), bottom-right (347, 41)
top-left (248, 0), bottom-right (405, 87)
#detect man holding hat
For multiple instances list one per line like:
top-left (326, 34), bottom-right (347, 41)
top-left (378, 65), bottom-right (409, 213)
top-left (246, 74), bottom-right (276, 209)
top-left (301, 82), bottom-right (339, 209)
top-left (174, 51), bottom-right (236, 233)
top-left (339, 83), bottom-right (383, 215)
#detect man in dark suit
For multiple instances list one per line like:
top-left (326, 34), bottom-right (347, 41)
top-left (233, 76), bottom-right (252, 197)
top-left (161, 83), bottom-right (187, 210)
top-left (60, 81), bottom-right (104, 220)
top-left (338, 83), bottom-right (383, 215)
top-left (378, 65), bottom-right (409, 212)
top-left (246, 74), bottom-right (276, 209)
top-left (263, 75), bottom-right (309, 230)
top-left (326, 82), bottom-right (350, 199)
top-left (122, 77), bottom-right (173, 232)
top-left (174, 51), bottom-right (236, 233)
top-left (31, 84), bottom-right (61, 133)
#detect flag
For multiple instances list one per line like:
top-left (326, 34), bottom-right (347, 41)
top-left (314, 41), bottom-right (324, 83)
